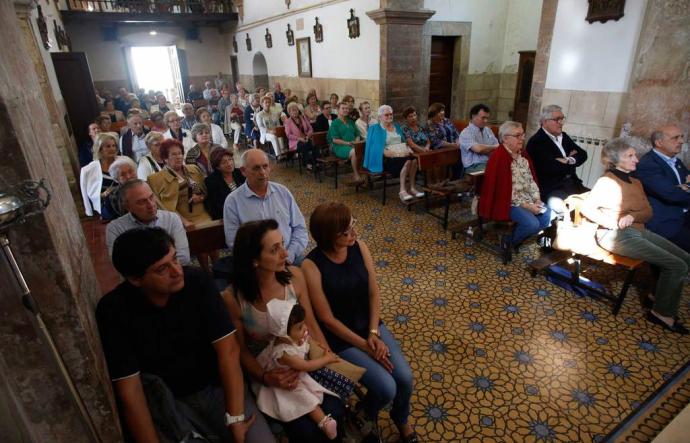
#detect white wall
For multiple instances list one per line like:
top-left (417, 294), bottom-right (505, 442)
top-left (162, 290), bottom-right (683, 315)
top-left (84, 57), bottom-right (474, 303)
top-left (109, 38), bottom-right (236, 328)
top-left (68, 24), bottom-right (231, 81)
top-left (237, 0), bottom-right (380, 80)
top-left (424, 0), bottom-right (541, 73)
top-left (545, 0), bottom-right (646, 92)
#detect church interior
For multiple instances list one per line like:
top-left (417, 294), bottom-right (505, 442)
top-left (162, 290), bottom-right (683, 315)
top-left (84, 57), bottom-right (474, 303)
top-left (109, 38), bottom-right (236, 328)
top-left (1, 0), bottom-right (689, 442)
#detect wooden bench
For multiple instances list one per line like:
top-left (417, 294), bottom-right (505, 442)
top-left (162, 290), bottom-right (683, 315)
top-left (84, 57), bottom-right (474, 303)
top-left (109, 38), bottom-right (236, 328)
top-left (416, 147), bottom-right (462, 229)
top-left (528, 198), bottom-right (644, 315)
top-left (192, 99), bottom-right (209, 110)
top-left (273, 126), bottom-right (298, 170)
top-left (186, 219), bottom-right (226, 257)
top-left (311, 131), bottom-right (329, 181)
top-left (353, 141), bottom-right (393, 205)
top-left (315, 134), bottom-right (349, 189)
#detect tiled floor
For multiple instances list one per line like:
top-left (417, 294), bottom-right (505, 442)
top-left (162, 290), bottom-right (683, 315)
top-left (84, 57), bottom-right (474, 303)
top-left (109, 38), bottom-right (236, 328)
top-left (83, 163), bottom-right (690, 442)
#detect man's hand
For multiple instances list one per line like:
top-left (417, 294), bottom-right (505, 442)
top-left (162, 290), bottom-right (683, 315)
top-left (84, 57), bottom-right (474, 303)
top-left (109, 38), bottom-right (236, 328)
top-left (228, 414), bottom-right (256, 443)
top-left (264, 367), bottom-right (300, 390)
top-left (618, 214), bottom-right (634, 229)
top-left (555, 157), bottom-right (568, 164)
top-left (568, 149), bottom-right (578, 156)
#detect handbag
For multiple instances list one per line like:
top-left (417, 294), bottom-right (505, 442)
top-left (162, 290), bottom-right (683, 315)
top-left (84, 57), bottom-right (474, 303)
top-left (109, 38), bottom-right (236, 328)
top-left (383, 142), bottom-right (412, 158)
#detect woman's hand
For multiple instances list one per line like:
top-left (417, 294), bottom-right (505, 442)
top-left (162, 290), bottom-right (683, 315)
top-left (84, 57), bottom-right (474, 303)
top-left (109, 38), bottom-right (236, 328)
top-left (618, 214), bottom-right (635, 229)
top-left (264, 367), bottom-right (300, 390)
top-left (367, 334), bottom-right (393, 372)
top-left (324, 349), bottom-right (341, 364)
top-left (189, 194), bottom-right (204, 204)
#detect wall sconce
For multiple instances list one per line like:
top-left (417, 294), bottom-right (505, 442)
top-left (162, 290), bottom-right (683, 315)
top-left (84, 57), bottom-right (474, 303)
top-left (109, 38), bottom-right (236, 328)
top-left (286, 24), bottom-right (295, 46)
top-left (265, 28), bottom-right (273, 48)
top-left (232, 35), bottom-right (238, 53)
top-left (245, 33), bottom-right (252, 51)
top-left (314, 17), bottom-right (323, 43)
top-left (347, 8), bottom-right (360, 39)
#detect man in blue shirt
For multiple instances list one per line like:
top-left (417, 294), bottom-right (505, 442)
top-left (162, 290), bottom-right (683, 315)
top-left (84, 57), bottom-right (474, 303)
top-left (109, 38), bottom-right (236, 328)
top-left (636, 125), bottom-right (690, 252)
top-left (459, 104), bottom-right (499, 174)
top-left (223, 149), bottom-right (308, 264)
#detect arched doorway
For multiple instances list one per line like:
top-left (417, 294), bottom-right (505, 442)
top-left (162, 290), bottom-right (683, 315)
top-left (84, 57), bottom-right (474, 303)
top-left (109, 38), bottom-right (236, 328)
top-left (252, 52), bottom-right (269, 91)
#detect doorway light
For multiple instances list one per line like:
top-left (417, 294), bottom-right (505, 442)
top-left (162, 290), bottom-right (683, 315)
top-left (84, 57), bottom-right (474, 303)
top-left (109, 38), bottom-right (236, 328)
top-left (149, 30), bottom-right (158, 36)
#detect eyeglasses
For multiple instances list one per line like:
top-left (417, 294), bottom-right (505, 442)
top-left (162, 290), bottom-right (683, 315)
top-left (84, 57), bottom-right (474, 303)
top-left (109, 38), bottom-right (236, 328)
top-left (505, 132), bottom-right (525, 139)
top-left (338, 218), bottom-right (357, 236)
top-left (547, 116), bottom-right (566, 123)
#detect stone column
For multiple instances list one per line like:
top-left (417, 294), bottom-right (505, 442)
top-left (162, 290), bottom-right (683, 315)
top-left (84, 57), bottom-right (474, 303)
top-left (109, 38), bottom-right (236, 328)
top-left (525, 0), bottom-right (558, 137)
top-left (367, 1), bottom-right (435, 117)
top-left (0, 1), bottom-right (120, 441)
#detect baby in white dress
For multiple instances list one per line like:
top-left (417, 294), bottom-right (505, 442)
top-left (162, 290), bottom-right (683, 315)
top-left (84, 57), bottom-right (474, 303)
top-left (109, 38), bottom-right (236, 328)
top-left (255, 299), bottom-right (340, 439)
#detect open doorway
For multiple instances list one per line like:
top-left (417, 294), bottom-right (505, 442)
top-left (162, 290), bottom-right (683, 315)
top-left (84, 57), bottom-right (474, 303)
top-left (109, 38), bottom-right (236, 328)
top-left (130, 46), bottom-right (184, 105)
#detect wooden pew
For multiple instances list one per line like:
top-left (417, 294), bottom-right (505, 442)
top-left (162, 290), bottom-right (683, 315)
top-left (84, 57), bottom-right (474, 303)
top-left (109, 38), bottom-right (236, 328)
top-left (353, 141), bottom-right (392, 205)
top-left (416, 147), bottom-right (461, 229)
top-left (315, 134), bottom-right (349, 189)
top-left (186, 219), bottom-right (226, 257)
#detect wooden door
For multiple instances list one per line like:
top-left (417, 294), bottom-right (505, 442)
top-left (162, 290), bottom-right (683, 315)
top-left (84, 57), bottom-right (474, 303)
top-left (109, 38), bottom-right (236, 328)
top-left (513, 51), bottom-right (535, 126)
top-left (51, 52), bottom-right (99, 148)
top-left (428, 36), bottom-right (456, 117)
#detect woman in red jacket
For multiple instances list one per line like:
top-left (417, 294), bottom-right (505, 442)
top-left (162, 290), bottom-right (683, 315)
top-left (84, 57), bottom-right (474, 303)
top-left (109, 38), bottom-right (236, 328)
top-left (479, 121), bottom-right (552, 245)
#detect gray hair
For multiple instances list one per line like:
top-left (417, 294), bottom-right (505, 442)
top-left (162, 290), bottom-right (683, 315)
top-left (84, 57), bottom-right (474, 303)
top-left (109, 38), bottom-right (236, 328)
top-left (144, 131), bottom-right (164, 147)
top-left (248, 93), bottom-right (259, 103)
top-left (93, 133), bottom-right (118, 160)
top-left (601, 137), bottom-right (634, 169)
top-left (118, 179), bottom-right (148, 209)
top-left (377, 104), bottom-right (393, 117)
top-left (190, 122), bottom-right (211, 142)
top-left (163, 110), bottom-right (179, 124)
top-left (108, 156), bottom-right (137, 182)
top-left (539, 104), bottom-right (563, 124)
top-left (626, 135), bottom-right (652, 158)
top-left (650, 129), bottom-right (665, 148)
top-left (498, 121), bottom-right (522, 143)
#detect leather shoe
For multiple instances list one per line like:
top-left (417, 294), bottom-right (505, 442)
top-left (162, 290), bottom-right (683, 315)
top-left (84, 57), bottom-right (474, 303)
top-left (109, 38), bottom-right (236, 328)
top-left (646, 312), bottom-right (689, 334)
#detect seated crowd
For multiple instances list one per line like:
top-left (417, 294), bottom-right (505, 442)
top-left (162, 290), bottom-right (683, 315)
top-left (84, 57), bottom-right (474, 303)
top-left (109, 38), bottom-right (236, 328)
top-left (84, 79), bottom-right (688, 442)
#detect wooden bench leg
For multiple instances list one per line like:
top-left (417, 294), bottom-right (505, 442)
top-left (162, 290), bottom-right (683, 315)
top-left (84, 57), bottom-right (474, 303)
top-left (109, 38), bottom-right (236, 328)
top-left (442, 193), bottom-right (450, 230)
top-left (500, 234), bottom-right (512, 264)
top-left (613, 268), bottom-right (636, 316)
top-left (382, 175), bottom-right (387, 205)
top-left (334, 163), bottom-right (339, 189)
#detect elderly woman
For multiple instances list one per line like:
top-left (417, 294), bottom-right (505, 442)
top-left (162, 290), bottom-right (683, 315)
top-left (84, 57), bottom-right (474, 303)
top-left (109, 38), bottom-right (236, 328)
top-left (148, 139), bottom-right (216, 273)
top-left (196, 107), bottom-right (228, 148)
top-left (244, 93), bottom-right (263, 150)
top-left (222, 220), bottom-right (344, 442)
top-left (224, 93), bottom-right (244, 152)
top-left (401, 106), bottom-right (430, 153)
top-left (148, 111), bottom-right (167, 132)
top-left (425, 102), bottom-right (459, 150)
top-left (136, 131), bottom-right (165, 180)
top-left (363, 105), bottom-right (424, 202)
top-left (479, 121), bottom-right (552, 246)
top-left (162, 110), bottom-right (194, 153)
top-left (355, 101), bottom-right (377, 141)
top-left (581, 138), bottom-right (690, 333)
top-left (101, 99), bottom-right (125, 123)
top-left (204, 149), bottom-right (244, 220)
top-left (186, 122), bottom-right (223, 176)
top-left (303, 93), bottom-right (321, 124)
top-left (256, 93), bottom-right (286, 157)
top-left (80, 133), bottom-right (127, 220)
top-left (284, 102), bottom-right (318, 170)
top-left (302, 202), bottom-right (417, 443)
top-left (106, 156), bottom-right (138, 218)
top-left (328, 102), bottom-right (363, 185)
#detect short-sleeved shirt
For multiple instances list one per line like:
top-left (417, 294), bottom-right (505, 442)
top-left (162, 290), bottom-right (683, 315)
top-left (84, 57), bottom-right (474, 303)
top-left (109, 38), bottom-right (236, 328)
top-left (459, 122), bottom-right (498, 167)
top-left (327, 118), bottom-right (358, 149)
top-left (426, 118), bottom-right (459, 150)
top-left (402, 124), bottom-right (429, 148)
top-left (96, 268), bottom-right (235, 396)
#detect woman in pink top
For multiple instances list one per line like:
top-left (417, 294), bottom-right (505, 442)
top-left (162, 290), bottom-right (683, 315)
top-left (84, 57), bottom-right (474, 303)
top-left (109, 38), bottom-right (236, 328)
top-left (285, 102), bottom-right (318, 170)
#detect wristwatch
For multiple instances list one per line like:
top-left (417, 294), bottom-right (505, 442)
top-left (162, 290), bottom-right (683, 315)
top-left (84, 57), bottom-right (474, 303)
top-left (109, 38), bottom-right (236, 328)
top-left (369, 328), bottom-right (380, 337)
top-left (224, 412), bottom-right (245, 426)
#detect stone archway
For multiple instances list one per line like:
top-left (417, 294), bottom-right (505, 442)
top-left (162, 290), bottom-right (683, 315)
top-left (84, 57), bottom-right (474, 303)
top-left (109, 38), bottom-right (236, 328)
top-left (252, 52), bottom-right (269, 91)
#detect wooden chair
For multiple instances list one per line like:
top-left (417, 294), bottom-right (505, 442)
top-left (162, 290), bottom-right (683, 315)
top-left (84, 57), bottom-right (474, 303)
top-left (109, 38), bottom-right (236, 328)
top-left (272, 126), bottom-right (296, 168)
top-left (315, 136), bottom-right (349, 189)
top-left (144, 119), bottom-right (154, 129)
top-left (353, 141), bottom-right (392, 205)
top-left (311, 131), bottom-right (329, 181)
top-left (528, 196), bottom-right (644, 315)
top-left (453, 120), bottom-right (469, 133)
top-left (186, 220), bottom-right (226, 257)
top-left (111, 120), bottom-right (127, 133)
top-left (416, 147), bottom-right (462, 229)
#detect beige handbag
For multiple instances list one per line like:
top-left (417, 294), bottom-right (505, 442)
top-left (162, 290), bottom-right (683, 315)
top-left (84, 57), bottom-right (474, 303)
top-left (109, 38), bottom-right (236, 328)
top-left (383, 142), bottom-right (412, 158)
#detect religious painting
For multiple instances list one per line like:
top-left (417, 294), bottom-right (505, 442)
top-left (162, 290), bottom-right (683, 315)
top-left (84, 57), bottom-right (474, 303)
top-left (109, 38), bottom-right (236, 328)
top-left (265, 28), bottom-right (273, 49)
top-left (245, 33), bottom-right (252, 51)
top-left (314, 17), bottom-right (323, 43)
top-left (296, 37), bottom-right (312, 78)
top-left (286, 24), bottom-right (295, 46)
top-left (347, 8), bottom-right (360, 39)
top-left (586, 0), bottom-right (626, 24)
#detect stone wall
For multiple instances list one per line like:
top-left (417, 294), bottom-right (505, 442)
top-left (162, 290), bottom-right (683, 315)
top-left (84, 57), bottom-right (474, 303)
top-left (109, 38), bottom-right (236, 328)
top-left (540, 89), bottom-right (625, 139)
top-left (463, 72), bottom-right (517, 121)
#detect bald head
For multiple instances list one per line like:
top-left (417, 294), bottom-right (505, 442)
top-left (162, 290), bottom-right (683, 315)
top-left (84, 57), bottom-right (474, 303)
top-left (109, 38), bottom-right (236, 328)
top-left (651, 125), bottom-right (684, 157)
top-left (241, 149), bottom-right (271, 193)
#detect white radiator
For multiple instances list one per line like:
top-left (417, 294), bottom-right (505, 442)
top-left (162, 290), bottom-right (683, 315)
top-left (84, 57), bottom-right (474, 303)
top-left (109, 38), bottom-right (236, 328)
top-left (572, 135), bottom-right (607, 189)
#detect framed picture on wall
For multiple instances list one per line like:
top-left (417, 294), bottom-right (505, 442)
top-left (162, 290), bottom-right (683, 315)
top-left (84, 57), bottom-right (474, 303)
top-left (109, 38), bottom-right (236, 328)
top-left (296, 37), bottom-right (312, 78)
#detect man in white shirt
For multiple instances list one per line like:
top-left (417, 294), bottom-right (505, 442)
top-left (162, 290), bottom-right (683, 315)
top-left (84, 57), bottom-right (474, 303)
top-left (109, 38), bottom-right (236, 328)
top-left (119, 114), bottom-right (149, 162)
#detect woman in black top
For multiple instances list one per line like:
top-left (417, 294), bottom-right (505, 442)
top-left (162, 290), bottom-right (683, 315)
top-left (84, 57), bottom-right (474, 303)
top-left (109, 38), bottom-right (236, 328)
top-left (204, 149), bottom-right (244, 220)
top-left (302, 202), bottom-right (417, 443)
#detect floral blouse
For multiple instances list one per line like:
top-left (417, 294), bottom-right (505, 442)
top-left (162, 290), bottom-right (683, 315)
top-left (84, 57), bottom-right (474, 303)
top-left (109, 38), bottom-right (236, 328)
top-left (510, 154), bottom-right (540, 206)
top-left (402, 124), bottom-right (429, 148)
top-left (426, 118), bottom-right (458, 149)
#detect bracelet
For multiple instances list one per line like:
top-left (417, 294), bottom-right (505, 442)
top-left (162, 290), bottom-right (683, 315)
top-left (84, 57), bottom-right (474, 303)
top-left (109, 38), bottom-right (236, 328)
top-left (369, 329), bottom-right (380, 337)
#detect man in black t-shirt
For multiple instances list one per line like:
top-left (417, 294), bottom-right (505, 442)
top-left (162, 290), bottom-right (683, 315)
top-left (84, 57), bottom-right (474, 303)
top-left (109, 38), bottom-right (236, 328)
top-left (96, 227), bottom-right (274, 443)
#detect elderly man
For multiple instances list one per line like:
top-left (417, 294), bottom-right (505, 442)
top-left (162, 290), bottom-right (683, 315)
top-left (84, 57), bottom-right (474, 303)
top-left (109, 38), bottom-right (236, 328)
top-left (180, 102), bottom-right (197, 131)
top-left (526, 104), bottom-right (588, 219)
top-left (635, 125), bottom-right (690, 252)
top-left (106, 179), bottom-right (191, 265)
top-left (203, 81), bottom-right (214, 101)
top-left (188, 84), bottom-right (203, 102)
top-left (223, 149), bottom-right (308, 264)
top-left (459, 103), bottom-right (499, 174)
top-left (119, 114), bottom-right (150, 162)
top-left (273, 82), bottom-right (286, 109)
top-left (97, 227), bottom-right (271, 443)
top-left (149, 94), bottom-right (171, 115)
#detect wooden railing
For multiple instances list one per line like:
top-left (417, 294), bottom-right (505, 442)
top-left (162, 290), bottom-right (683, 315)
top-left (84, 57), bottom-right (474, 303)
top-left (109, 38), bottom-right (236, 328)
top-left (65, 0), bottom-right (234, 14)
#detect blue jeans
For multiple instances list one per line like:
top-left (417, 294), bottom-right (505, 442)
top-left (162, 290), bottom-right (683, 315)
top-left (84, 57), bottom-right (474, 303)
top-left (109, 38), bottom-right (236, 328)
top-left (338, 324), bottom-right (414, 425)
top-left (510, 206), bottom-right (552, 244)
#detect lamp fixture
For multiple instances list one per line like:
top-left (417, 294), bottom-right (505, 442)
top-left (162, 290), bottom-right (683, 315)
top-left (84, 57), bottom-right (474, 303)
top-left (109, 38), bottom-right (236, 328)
top-left (149, 30), bottom-right (157, 36)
